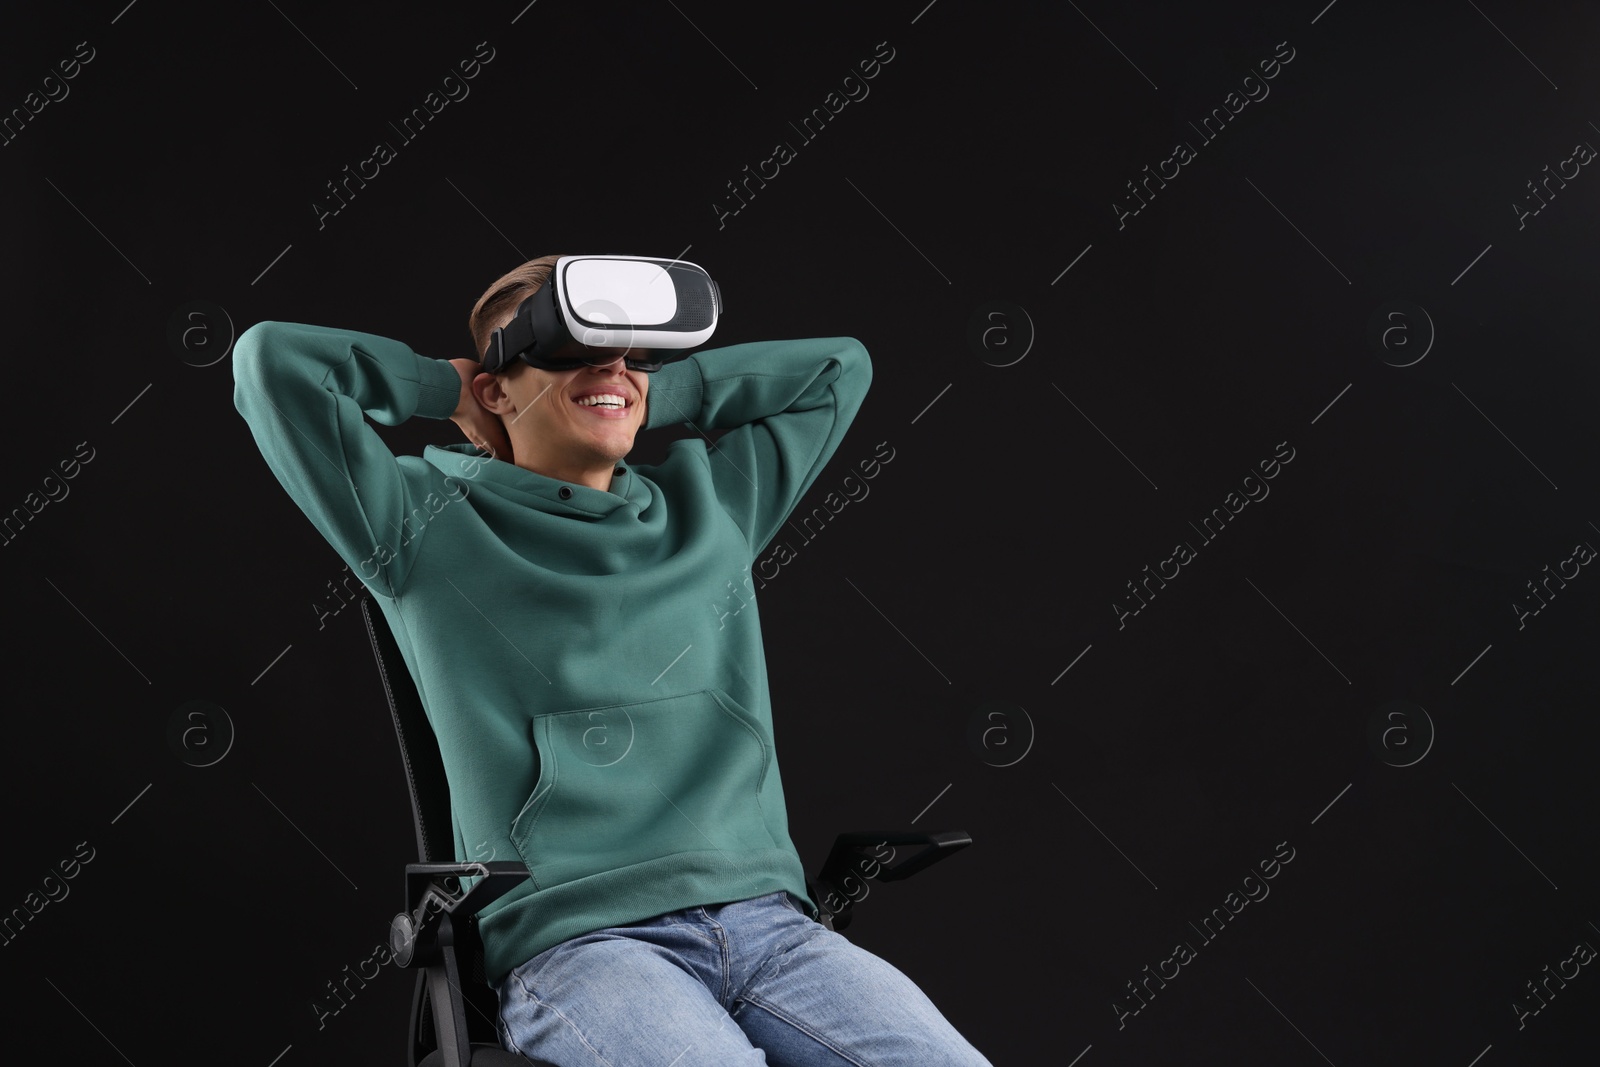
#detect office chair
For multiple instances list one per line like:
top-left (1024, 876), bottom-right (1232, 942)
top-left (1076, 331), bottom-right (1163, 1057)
top-left (359, 593), bottom-right (972, 1067)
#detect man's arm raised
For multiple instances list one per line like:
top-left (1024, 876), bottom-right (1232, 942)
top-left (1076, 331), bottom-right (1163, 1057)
top-left (232, 321), bottom-right (479, 598)
top-left (642, 337), bottom-right (872, 558)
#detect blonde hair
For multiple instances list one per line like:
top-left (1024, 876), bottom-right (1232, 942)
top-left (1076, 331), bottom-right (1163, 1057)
top-left (466, 254), bottom-right (564, 366)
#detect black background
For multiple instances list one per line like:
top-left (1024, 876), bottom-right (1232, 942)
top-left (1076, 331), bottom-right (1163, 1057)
top-left (3, 1), bottom-right (1598, 1063)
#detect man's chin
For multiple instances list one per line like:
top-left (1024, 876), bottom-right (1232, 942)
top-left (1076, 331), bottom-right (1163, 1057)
top-left (587, 430), bottom-right (637, 465)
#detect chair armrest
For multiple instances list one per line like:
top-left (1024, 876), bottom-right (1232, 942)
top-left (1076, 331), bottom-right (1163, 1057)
top-left (388, 862), bottom-right (535, 1067)
top-left (390, 861), bottom-right (530, 969)
top-left (811, 829), bottom-right (971, 932)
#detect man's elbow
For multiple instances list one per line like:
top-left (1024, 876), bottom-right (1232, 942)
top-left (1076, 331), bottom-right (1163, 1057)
top-left (835, 336), bottom-right (871, 388)
top-left (233, 321), bottom-right (281, 378)
top-left (231, 321), bottom-right (292, 415)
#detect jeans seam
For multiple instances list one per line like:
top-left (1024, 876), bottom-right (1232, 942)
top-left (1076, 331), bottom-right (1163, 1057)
top-left (737, 992), bottom-right (872, 1067)
top-left (697, 905), bottom-right (734, 1008)
top-left (507, 969), bottom-right (620, 1067)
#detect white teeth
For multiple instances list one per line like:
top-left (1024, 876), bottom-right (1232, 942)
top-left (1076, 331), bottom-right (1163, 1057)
top-left (577, 394), bottom-right (627, 407)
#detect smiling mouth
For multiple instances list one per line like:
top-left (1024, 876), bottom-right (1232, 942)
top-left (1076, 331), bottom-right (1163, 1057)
top-left (572, 393), bottom-right (632, 417)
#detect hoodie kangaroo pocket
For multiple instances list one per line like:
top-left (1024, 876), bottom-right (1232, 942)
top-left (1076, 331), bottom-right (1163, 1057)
top-left (509, 688), bottom-right (780, 891)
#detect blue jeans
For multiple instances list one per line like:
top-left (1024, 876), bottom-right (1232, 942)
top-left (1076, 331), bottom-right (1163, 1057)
top-left (494, 889), bottom-right (992, 1066)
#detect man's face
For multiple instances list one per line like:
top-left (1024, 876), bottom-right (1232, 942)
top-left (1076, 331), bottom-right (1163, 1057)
top-left (500, 346), bottom-right (650, 468)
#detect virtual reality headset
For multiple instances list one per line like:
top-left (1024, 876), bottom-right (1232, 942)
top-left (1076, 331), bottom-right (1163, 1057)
top-left (481, 254), bottom-right (722, 374)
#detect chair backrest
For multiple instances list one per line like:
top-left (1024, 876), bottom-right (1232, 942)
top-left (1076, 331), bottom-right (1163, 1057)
top-left (360, 594), bottom-right (507, 1061)
top-left (360, 594), bottom-right (455, 864)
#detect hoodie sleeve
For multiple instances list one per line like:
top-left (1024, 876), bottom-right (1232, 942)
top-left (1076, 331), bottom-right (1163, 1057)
top-left (231, 320), bottom-right (465, 598)
top-left (642, 337), bottom-right (871, 557)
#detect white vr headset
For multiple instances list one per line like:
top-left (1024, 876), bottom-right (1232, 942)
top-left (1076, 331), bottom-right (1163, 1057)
top-left (481, 254), bottom-right (721, 374)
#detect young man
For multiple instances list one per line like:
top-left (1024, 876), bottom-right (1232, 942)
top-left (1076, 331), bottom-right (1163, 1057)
top-left (232, 254), bottom-right (991, 1065)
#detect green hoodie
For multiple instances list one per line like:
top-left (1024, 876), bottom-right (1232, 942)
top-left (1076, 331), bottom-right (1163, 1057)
top-left (232, 320), bottom-right (871, 983)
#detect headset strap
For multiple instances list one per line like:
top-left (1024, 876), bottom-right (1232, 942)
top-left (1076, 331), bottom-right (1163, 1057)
top-left (483, 283), bottom-right (569, 372)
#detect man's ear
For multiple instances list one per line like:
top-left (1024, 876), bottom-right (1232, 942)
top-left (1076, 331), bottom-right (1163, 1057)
top-left (471, 369), bottom-right (515, 417)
